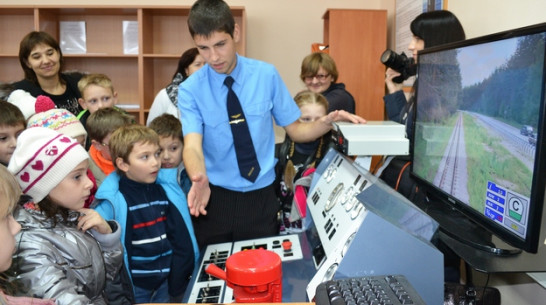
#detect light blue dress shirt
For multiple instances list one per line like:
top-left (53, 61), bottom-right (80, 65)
top-left (178, 54), bottom-right (301, 192)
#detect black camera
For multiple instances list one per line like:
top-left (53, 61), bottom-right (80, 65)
top-left (380, 49), bottom-right (417, 83)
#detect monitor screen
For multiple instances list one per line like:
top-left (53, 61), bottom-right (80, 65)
top-left (411, 23), bottom-right (546, 253)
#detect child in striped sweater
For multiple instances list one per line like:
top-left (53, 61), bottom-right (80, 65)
top-left (93, 124), bottom-right (199, 303)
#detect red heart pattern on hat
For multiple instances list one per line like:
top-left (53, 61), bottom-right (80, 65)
top-left (45, 146), bottom-right (58, 156)
top-left (31, 160), bottom-right (44, 171)
top-left (60, 137), bottom-right (71, 143)
top-left (21, 172), bottom-right (30, 182)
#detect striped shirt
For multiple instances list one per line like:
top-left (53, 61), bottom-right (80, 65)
top-left (120, 175), bottom-right (172, 290)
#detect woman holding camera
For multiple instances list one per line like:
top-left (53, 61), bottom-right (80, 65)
top-left (380, 10), bottom-right (466, 284)
top-left (381, 10), bottom-right (465, 199)
top-left (383, 10), bottom-right (465, 138)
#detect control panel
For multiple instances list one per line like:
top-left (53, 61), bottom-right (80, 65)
top-left (186, 234), bottom-right (303, 303)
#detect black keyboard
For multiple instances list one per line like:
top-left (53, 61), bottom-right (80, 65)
top-left (315, 274), bottom-right (426, 305)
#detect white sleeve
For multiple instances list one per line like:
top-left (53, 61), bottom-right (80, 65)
top-left (147, 88), bottom-right (169, 126)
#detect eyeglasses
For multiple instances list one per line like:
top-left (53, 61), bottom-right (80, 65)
top-left (304, 74), bottom-right (330, 82)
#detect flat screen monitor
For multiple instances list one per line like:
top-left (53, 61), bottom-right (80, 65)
top-left (411, 23), bottom-right (546, 254)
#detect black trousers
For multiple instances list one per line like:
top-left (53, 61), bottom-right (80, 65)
top-left (192, 183), bottom-right (280, 250)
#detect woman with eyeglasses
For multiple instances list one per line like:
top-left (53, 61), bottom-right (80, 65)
top-left (300, 52), bottom-right (356, 114)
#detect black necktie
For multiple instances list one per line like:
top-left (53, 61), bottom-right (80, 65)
top-left (224, 76), bottom-right (261, 182)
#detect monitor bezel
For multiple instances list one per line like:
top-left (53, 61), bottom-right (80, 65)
top-left (410, 22), bottom-right (546, 253)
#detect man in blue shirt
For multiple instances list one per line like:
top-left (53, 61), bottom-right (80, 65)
top-left (179, 0), bottom-right (366, 249)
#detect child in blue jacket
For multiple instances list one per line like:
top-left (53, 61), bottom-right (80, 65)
top-left (93, 124), bottom-right (199, 303)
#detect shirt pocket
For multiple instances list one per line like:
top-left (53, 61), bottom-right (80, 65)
top-left (245, 100), bottom-right (274, 137)
top-left (201, 108), bottom-right (231, 155)
top-left (244, 99), bottom-right (273, 119)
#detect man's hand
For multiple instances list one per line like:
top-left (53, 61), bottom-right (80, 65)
top-left (77, 208), bottom-right (112, 234)
top-left (187, 173), bottom-right (211, 217)
top-left (326, 109), bottom-right (367, 125)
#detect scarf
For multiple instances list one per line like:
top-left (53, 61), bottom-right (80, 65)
top-left (89, 145), bottom-right (116, 176)
top-left (165, 73), bottom-right (185, 106)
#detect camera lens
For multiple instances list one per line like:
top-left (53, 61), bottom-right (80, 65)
top-left (380, 49), bottom-right (416, 83)
top-left (380, 49), bottom-right (395, 65)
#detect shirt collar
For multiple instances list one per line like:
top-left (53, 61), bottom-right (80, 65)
top-left (208, 53), bottom-right (242, 88)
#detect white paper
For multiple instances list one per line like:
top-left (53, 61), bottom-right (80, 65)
top-left (354, 156), bottom-right (372, 172)
top-left (60, 21), bottom-right (87, 54)
top-left (116, 103), bottom-right (140, 110)
top-left (123, 21), bottom-right (139, 55)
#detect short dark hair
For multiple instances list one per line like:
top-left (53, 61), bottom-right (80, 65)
top-left (410, 10), bottom-right (466, 48)
top-left (174, 47), bottom-right (200, 80)
top-left (0, 101), bottom-right (26, 128)
top-left (19, 31), bottom-right (65, 85)
top-left (148, 113), bottom-right (183, 142)
top-left (188, 0), bottom-right (235, 38)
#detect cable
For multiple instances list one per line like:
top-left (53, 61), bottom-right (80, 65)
top-left (395, 161), bottom-right (411, 191)
top-left (481, 272), bottom-right (491, 303)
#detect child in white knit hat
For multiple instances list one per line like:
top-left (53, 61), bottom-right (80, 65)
top-left (27, 107), bottom-right (103, 207)
top-left (27, 108), bottom-right (88, 146)
top-left (6, 127), bottom-right (133, 304)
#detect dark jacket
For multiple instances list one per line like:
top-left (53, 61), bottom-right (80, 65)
top-left (322, 82), bottom-right (356, 114)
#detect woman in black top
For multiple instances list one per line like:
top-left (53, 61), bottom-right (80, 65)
top-left (13, 31), bottom-right (83, 115)
top-left (383, 10), bottom-right (466, 140)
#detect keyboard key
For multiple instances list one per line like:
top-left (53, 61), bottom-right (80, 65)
top-left (314, 274), bottom-right (425, 305)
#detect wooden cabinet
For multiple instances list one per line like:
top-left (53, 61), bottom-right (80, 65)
top-left (320, 9), bottom-right (387, 121)
top-left (0, 6), bottom-right (246, 123)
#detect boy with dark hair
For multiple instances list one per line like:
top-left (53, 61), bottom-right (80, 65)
top-left (0, 101), bottom-right (26, 166)
top-left (179, 0), bottom-right (365, 248)
top-left (93, 124), bottom-right (199, 304)
top-left (86, 107), bottom-right (134, 176)
top-left (149, 113), bottom-right (191, 195)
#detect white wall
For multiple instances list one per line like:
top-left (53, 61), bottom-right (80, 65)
top-left (449, 0), bottom-right (546, 39)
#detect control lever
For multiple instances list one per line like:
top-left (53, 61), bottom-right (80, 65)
top-left (205, 263), bottom-right (227, 281)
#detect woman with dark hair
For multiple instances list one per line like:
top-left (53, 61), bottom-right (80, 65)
top-left (13, 31), bottom-right (84, 116)
top-left (381, 10), bottom-right (465, 196)
top-left (146, 47), bottom-right (205, 125)
top-left (384, 10), bottom-right (466, 138)
top-left (380, 10), bottom-right (466, 284)
top-left (300, 52), bottom-right (356, 114)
